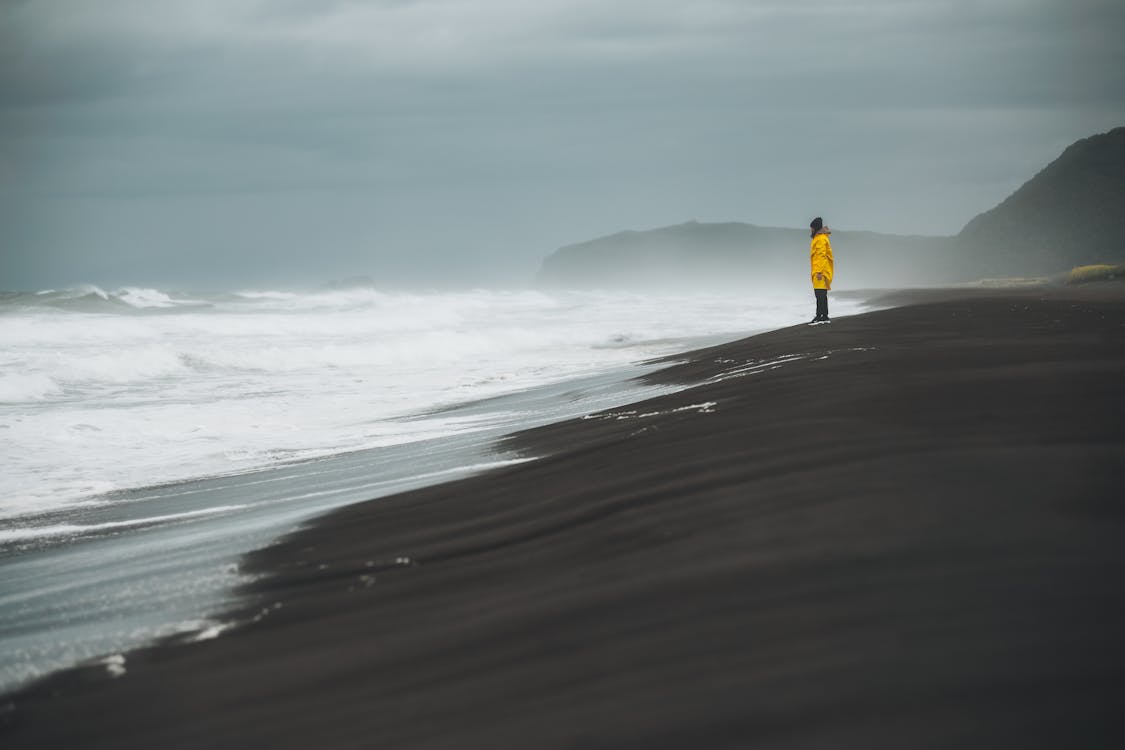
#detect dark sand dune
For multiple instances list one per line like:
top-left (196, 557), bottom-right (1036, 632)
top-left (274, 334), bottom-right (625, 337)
top-left (4, 286), bottom-right (1125, 749)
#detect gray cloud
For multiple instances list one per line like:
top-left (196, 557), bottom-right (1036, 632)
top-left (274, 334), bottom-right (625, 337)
top-left (2, 0), bottom-right (1123, 289)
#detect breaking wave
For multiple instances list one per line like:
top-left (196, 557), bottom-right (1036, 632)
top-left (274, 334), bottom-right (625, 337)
top-left (0, 284), bottom-right (856, 516)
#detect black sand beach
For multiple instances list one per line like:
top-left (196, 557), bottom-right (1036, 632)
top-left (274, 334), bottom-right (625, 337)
top-left (4, 286), bottom-right (1125, 748)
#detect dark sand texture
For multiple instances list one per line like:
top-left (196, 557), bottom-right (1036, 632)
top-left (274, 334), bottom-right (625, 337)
top-left (4, 287), bottom-right (1125, 748)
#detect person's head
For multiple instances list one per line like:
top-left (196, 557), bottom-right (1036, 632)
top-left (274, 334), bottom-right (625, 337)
top-left (810, 216), bottom-right (823, 237)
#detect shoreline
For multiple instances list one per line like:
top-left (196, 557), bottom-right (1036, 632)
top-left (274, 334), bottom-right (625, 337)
top-left (4, 284), bottom-right (1125, 748)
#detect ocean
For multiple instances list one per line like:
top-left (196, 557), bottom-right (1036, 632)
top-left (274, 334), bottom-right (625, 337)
top-left (0, 284), bottom-right (864, 693)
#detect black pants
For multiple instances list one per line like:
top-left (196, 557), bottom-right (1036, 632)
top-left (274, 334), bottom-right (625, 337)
top-left (814, 289), bottom-right (829, 320)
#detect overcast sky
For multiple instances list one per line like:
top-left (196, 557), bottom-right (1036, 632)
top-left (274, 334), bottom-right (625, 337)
top-left (2, 0), bottom-right (1123, 289)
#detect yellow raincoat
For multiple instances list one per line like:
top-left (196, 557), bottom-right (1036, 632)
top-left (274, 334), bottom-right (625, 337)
top-left (810, 228), bottom-right (834, 290)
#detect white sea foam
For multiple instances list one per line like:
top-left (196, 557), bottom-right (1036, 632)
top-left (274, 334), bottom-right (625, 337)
top-left (186, 622), bottom-right (233, 642)
top-left (0, 286), bottom-right (865, 517)
top-left (113, 287), bottom-right (178, 308)
top-left (0, 373), bottom-right (61, 402)
top-left (0, 505), bottom-right (249, 543)
top-left (74, 284), bottom-right (109, 300)
top-left (99, 654), bottom-right (126, 678)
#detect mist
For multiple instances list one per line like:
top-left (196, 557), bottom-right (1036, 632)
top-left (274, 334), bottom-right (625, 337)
top-left (2, 0), bottom-right (1123, 291)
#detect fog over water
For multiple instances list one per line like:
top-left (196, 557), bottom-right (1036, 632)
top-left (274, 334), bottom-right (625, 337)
top-left (2, 1), bottom-right (1124, 290)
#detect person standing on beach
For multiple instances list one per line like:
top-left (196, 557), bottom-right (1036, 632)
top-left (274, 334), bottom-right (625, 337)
top-left (809, 216), bottom-right (834, 324)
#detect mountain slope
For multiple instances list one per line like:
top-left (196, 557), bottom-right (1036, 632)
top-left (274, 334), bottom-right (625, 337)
top-left (956, 126), bottom-right (1125, 276)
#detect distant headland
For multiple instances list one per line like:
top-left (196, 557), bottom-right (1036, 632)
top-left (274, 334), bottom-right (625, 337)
top-left (537, 126), bottom-right (1125, 289)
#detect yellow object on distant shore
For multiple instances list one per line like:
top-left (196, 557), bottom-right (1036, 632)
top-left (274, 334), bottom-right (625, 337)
top-left (1066, 264), bottom-right (1125, 285)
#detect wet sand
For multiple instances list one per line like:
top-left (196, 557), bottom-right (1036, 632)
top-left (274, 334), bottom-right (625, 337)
top-left (4, 285), bottom-right (1125, 748)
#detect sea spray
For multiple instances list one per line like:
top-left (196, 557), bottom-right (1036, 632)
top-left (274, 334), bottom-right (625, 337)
top-left (1, 286), bottom-right (862, 518)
